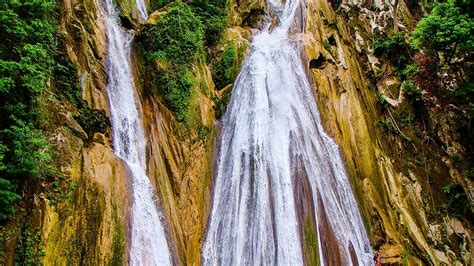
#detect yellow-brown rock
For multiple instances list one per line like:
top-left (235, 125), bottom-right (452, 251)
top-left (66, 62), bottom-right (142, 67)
top-left (302, 0), bottom-right (473, 264)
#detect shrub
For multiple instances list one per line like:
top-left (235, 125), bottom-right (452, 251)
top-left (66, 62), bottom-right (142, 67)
top-left (53, 45), bottom-right (110, 140)
top-left (402, 64), bottom-right (419, 79)
top-left (75, 108), bottom-right (109, 140)
top-left (138, 2), bottom-right (205, 123)
top-left (442, 182), bottom-right (471, 217)
top-left (15, 228), bottom-right (45, 265)
top-left (0, 120), bottom-right (53, 223)
top-left (139, 2), bottom-right (204, 65)
top-left (189, 1), bottom-right (227, 47)
top-left (411, 1), bottom-right (474, 65)
top-left (374, 32), bottom-right (407, 57)
top-left (373, 32), bottom-right (412, 71)
top-left (0, 176), bottom-right (21, 221)
top-left (212, 45), bottom-right (236, 89)
top-left (0, 0), bottom-right (77, 222)
top-left (401, 80), bottom-right (421, 100)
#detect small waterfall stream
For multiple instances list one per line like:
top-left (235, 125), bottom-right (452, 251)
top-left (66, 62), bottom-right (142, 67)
top-left (203, 0), bottom-right (373, 264)
top-left (102, 0), bottom-right (172, 264)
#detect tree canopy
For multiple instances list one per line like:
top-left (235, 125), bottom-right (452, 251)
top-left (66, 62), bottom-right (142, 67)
top-left (411, 0), bottom-right (474, 64)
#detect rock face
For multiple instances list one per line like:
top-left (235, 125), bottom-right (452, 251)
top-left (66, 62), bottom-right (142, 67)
top-left (302, 0), bottom-right (473, 264)
top-left (1, 0), bottom-right (472, 265)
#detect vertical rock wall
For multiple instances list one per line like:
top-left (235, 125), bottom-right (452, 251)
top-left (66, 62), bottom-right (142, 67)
top-left (302, 0), bottom-right (473, 264)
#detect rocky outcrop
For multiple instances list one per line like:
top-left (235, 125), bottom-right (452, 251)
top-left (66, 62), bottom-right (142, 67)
top-left (302, 0), bottom-right (473, 264)
top-left (38, 0), bottom-right (133, 263)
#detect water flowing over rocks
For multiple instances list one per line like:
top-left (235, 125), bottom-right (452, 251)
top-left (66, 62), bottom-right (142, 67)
top-left (202, 0), bottom-right (372, 264)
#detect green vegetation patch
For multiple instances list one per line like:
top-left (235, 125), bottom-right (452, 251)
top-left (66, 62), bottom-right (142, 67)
top-left (0, 0), bottom-right (110, 223)
top-left (139, 2), bottom-right (205, 123)
top-left (14, 226), bottom-right (45, 265)
top-left (0, 0), bottom-right (58, 222)
top-left (442, 182), bottom-right (472, 218)
top-left (189, 0), bottom-right (227, 47)
top-left (411, 1), bottom-right (473, 65)
top-left (139, 0), bottom-right (228, 124)
top-left (53, 52), bottom-right (110, 141)
top-left (373, 32), bottom-right (412, 72)
top-left (212, 45), bottom-right (237, 90)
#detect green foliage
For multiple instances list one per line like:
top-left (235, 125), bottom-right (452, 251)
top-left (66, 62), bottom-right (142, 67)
top-left (150, 0), bottom-right (171, 10)
top-left (401, 250), bottom-right (410, 266)
top-left (211, 88), bottom-right (232, 119)
top-left (198, 125), bottom-right (211, 140)
top-left (411, 1), bottom-right (474, 64)
top-left (377, 118), bottom-right (397, 133)
top-left (212, 45), bottom-right (236, 89)
top-left (402, 64), bottom-right (419, 78)
top-left (44, 175), bottom-right (77, 206)
top-left (453, 81), bottom-right (474, 112)
top-left (374, 32), bottom-right (407, 57)
top-left (189, 0), bottom-right (227, 47)
top-left (53, 52), bottom-right (82, 107)
top-left (140, 1), bottom-right (228, 123)
top-left (410, 1), bottom-right (474, 110)
top-left (442, 182), bottom-right (470, 217)
top-left (15, 227), bottom-right (46, 265)
top-left (3, 120), bottom-right (54, 180)
top-left (0, 177), bottom-right (21, 221)
top-left (401, 80), bottom-right (421, 100)
top-left (140, 2), bottom-right (204, 65)
top-left (75, 108), bottom-right (109, 140)
top-left (139, 2), bottom-right (205, 123)
top-left (374, 32), bottom-right (412, 71)
top-left (375, 91), bottom-right (389, 105)
top-left (0, 0), bottom-right (78, 222)
top-left (53, 47), bottom-right (110, 140)
top-left (108, 208), bottom-right (125, 266)
top-left (156, 68), bottom-right (196, 122)
top-left (400, 64), bottom-right (422, 101)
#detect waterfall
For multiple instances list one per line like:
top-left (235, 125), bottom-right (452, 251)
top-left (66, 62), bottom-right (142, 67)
top-left (102, 0), bottom-right (172, 265)
top-left (202, 0), bottom-right (373, 264)
top-left (136, 0), bottom-right (148, 22)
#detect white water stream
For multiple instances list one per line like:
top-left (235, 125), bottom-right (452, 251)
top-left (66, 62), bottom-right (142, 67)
top-left (203, 0), bottom-right (373, 264)
top-left (102, 0), bottom-right (172, 264)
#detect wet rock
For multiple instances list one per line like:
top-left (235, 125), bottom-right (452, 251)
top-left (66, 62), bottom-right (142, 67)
top-left (119, 14), bottom-right (135, 30)
top-left (309, 54), bottom-right (327, 69)
top-left (60, 112), bottom-right (88, 140)
top-left (378, 244), bottom-right (403, 264)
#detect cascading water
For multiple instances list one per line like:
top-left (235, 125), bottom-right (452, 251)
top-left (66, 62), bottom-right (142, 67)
top-left (203, 0), bottom-right (373, 264)
top-left (102, 0), bottom-right (172, 264)
top-left (136, 0), bottom-right (148, 23)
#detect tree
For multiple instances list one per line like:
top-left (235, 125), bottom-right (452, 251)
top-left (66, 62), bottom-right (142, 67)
top-left (0, 0), bottom-right (58, 222)
top-left (411, 1), bottom-right (474, 65)
top-left (0, 144), bottom-right (21, 221)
